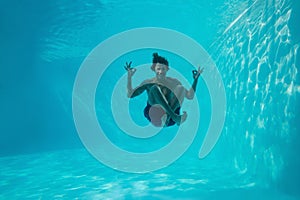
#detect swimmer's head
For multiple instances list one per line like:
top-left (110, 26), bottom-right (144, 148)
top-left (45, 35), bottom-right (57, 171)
top-left (151, 53), bottom-right (169, 71)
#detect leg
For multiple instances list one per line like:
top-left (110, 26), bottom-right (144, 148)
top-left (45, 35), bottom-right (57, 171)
top-left (148, 85), bottom-right (187, 125)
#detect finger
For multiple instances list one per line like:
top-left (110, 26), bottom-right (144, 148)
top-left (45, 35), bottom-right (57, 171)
top-left (129, 61), bottom-right (132, 66)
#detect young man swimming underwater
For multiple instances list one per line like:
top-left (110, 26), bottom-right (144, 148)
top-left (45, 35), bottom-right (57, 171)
top-left (125, 53), bottom-right (203, 127)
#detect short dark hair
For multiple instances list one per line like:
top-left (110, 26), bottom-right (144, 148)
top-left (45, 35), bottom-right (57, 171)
top-left (152, 53), bottom-right (169, 66)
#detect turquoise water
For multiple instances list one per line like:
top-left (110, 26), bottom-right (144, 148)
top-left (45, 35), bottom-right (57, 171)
top-left (1, 0), bottom-right (299, 199)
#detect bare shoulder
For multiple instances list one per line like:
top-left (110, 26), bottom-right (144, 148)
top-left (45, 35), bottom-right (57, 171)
top-left (167, 77), bottom-right (182, 85)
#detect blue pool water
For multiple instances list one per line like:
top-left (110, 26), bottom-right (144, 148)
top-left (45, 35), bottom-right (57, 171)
top-left (0, 0), bottom-right (300, 199)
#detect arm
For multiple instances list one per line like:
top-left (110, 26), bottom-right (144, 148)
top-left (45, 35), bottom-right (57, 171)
top-left (127, 72), bottom-right (134, 97)
top-left (185, 67), bottom-right (204, 99)
top-left (128, 81), bottom-right (149, 98)
top-left (125, 61), bottom-right (148, 98)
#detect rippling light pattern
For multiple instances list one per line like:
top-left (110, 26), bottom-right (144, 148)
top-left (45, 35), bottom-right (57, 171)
top-left (40, 1), bottom-right (105, 61)
top-left (213, 0), bottom-right (298, 186)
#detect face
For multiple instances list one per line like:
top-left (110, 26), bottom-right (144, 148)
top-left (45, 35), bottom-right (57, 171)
top-left (154, 63), bottom-right (168, 79)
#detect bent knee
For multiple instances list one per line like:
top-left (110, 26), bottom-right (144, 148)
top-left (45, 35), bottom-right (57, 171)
top-left (174, 85), bottom-right (185, 97)
top-left (175, 85), bottom-right (185, 92)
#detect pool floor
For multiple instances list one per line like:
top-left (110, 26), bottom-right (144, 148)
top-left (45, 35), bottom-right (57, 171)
top-left (0, 149), bottom-right (297, 200)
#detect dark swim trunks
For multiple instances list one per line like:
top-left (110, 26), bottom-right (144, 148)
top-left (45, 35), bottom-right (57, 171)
top-left (144, 102), bottom-right (180, 127)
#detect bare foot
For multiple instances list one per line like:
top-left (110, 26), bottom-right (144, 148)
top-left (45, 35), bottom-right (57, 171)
top-left (174, 111), bottom-right (187, 126)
